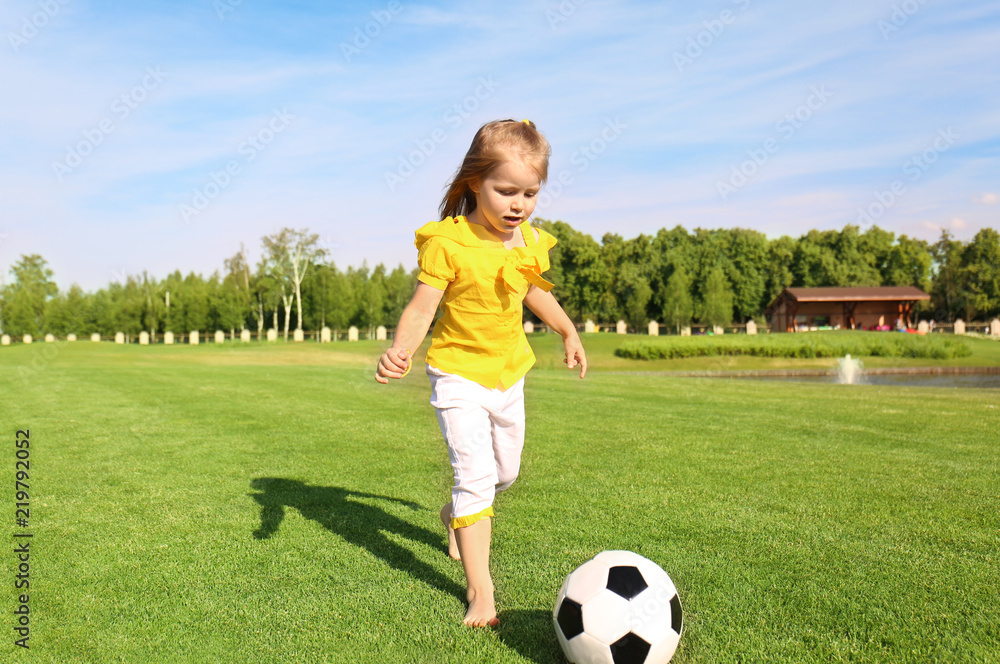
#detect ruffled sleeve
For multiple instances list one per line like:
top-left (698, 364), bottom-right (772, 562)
top-left (532, 226), bottom-right (558, 275)
top-left (415, 220), bottom-right (457, 290)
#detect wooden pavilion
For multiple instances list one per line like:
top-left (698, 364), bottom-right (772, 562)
top-left (766, 286), bottom-right (931, 332)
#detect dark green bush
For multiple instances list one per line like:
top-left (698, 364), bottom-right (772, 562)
top-left (614, 332), bottom-right (972, 361)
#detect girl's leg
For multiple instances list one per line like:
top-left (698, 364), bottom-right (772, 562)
top-left (440, 501), bottom-right (461, 561)
top-left (491, 377), bottom-right (526, 493)
top-left (454, 517), bottom-right (497, 627)
top-left (427, 367), bottom-right (507, 626)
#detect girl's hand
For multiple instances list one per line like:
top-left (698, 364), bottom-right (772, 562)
top-left (563, 334), bottom-right (587, 379)
top-left (375, 347), bottom-right (411, 384)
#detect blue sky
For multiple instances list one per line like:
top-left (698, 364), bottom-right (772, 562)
top-left (2, 0), bottom-right (998, 292)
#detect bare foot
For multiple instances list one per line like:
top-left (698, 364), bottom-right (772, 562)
top-left (454, 516), bottom-right (496, 627)
top-left (463, 585), bottom-right (498, 628)
top-left (440, 503), bottom-right (461, 561)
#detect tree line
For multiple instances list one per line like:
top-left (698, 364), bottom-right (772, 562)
top-left (1, 222), bottom-right (998, 339)
top-left (542, 221), bottom-right (1000, 332)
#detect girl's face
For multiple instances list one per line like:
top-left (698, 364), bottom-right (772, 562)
top-left (469, 157), bottom-right (541, 239)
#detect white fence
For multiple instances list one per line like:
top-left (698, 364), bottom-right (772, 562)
top-left (3, 318), bottom-right (999, 346)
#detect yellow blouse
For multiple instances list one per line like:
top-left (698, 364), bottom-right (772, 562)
top-left (415, 216), bottom-right (557, 389)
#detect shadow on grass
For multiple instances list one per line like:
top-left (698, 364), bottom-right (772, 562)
top-left (249, 477), bottom-right (464, 602)
top-left (497, 608), bottom-right (564, 664)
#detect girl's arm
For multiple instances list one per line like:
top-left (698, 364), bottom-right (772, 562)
top-left (375, 282), bottom-right (445, 383)
top-left (524, 286), bottom-right (587, 379)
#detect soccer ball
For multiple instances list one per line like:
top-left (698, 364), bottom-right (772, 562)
top-left (553, 550), bottom-right (682, 664)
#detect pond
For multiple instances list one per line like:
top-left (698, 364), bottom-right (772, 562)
top-left (734, 373), bottom-right (1000, 389)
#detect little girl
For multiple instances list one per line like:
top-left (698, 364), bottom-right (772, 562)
top-left (375, 119), bottom-right (586, 628)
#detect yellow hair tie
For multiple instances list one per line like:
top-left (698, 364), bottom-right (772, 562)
top-left (521, 119), bottom-right (531, 125)
top-left (400, 349), bottom-right (413, 378)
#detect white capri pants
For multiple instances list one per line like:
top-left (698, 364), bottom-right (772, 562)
top-left (427, 365), bottom-right (525, 529)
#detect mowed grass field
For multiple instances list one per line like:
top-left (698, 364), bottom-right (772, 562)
top-left (1, 335), bottom-right (998, 663)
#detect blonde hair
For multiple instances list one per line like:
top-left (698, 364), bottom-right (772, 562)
top-left (439, 119), bottom-right (551, 219)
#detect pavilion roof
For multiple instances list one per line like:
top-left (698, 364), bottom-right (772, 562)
top-left (781, 286), bottom-right (931, 302)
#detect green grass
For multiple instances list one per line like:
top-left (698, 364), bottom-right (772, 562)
top-left (1, 339), bottom-right (998, 663)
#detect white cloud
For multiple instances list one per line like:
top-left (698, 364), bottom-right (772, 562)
top-left (2, 0), bottom-right (999, 291)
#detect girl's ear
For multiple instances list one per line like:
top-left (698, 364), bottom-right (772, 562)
top-left (469, 179), bottom-right (481, 195)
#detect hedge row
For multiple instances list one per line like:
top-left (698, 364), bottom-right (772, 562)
top-left (614, 332), bottom-right (973, 360)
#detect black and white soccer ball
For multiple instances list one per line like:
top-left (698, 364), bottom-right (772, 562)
top-left (553, 550), bottom-right (682, 664)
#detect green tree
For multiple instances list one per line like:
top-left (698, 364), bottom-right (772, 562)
top-left (250, 260), bottom-right (283, 336)
top-left (1, 254), bottom-right (58, 336)
top-left (215, 273), bottom-right (246, 337)
top-left (302, 263), bottom-right (331, 331)
top-left (261, 230), bottom-right (295, 339)
top-left (44, 285), bottom-right (87, 337)
top-left (2, 288), bottom-right (39, 337)
top-left (223, 246), bottom-right (254, 334)
top-left (651, 225), bottom-right (693, 258)
top-left (850, 225), bottom-right (893, 285)
top-left (85, 289), bottom-right (114, 336)
top-left (137, 271), bottom-right (166, 339)
top-left (764, 235), bottom-right (796, 302)
top-left (160, 271), bottom-right (180, 334)
top-left (659, 261), bottom-right (693, 334)
top-left (109, 276), bottom-right (145, 339)
top-left (599, 233), bottom-right (627, 323)
top-left (960, 228), bottom-right (1000, 320)
top-left (699, 266), bottom-right (734, 329)
top-left (92, 284), bottom-right (120, 337)
top-left (930, 230), bottom-right (966, 322)
top-left (287, 229), bottom-right (326, 332)
top-left (793, 230), bottom-right (840, 287)
top-left (384, 264), bottom-right (416, 327)
top-left (651, 227), bottom-right (694, 325)
top-left (178, 272), bottom-right (210, 333)
top-left (727, 228), bottom-right (769, 321)
top-left (357, 263), bottom-right (387, 335)
top-left (883, 235), bottom-right (932, 289)
top-left (325, 263), bottom-right (353, 335)
top-left (618, 234), bottom-right (656, 330)
top-left (537, 219), bottom-right (608, 323)
top-left (616, 262), bottom-right (652, 332)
